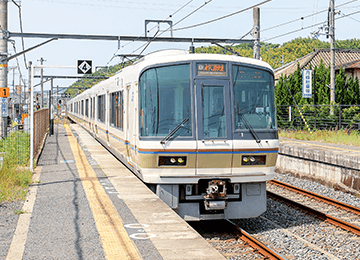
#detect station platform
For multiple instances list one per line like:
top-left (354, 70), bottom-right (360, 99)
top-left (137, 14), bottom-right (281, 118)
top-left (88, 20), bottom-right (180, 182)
top-left (278, 137), bottom-right (360, 193)
top-left (5, 123), bottom-right (225, 260)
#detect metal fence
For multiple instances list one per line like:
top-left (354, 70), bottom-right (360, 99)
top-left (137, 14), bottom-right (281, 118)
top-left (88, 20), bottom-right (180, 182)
top-left (0, 124), bottom-right (30, 168)
top-left (277, 104), bottom-right (360, 130)
top-left (34, 108), bottom-right (49, 158)
top-left (0, 108), bottom-right (49, 170)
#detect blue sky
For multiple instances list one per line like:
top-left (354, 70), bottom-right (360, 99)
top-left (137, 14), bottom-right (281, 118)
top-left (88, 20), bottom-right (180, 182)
top-left (7, 0), bottom-right (360, 90)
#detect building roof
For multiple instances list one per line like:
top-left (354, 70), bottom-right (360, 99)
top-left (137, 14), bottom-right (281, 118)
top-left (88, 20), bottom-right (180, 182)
top-left (274, 49), bottom-right (360, 80)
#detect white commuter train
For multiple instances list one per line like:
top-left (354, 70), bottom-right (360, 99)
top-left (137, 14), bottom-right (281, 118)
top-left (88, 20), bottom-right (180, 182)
top-left (67, 49), bottom-right (279, 221)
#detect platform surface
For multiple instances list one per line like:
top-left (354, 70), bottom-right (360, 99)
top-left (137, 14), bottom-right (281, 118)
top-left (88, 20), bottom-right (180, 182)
top-left (5, 123), bottom-right (225, 260)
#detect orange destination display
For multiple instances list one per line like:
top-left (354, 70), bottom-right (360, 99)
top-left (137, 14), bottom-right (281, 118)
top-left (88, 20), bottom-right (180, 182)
top-left (197, 63), bottom-right (227, 76)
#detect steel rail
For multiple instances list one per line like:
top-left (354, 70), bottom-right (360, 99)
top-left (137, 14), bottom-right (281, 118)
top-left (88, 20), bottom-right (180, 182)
top-left (269, 180), bottom-right (360, 216)
top-left (267, 191), bottom-right (360, 236)
top-left (226, 220), bottom-right (286, 260)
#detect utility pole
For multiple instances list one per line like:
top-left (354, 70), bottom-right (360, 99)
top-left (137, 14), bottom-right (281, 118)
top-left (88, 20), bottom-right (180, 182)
top-left (0, 0), bottom-right (7, 138)
top-left (49, 79), bottom-right (53, 135)
top-left (39, 57), bottom-right (44, 108)
top-left (330, 0), bottom-right (336, 105)
top-left (253, 7), bottom-right (260, 60)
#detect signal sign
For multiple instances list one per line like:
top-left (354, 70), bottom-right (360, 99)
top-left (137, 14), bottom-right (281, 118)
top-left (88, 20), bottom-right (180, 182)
top-left (77, 60), bottom-right (92, 74)
top-left (0, 87), bottom-right (9, 97)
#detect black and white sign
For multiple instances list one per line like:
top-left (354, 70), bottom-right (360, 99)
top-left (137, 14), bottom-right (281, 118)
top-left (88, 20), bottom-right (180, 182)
top-left (77, 60), bottom-right (92, 74)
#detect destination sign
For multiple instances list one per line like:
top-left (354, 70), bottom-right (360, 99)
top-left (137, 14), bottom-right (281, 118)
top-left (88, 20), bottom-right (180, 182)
top-left (197, 63), bottom-right (227, 76)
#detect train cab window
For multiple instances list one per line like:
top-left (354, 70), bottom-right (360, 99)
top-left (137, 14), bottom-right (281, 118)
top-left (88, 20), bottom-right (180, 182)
top-left (202, 85), bottom-right (226, 138)
top-left (85, 99), bottom-right (89, 117)
top-left (139, 64), bottom-right (191, 137)
top-left (110, 91), bottom-right (124, 130)
top-left (97, 95), bottom-right (106, 123)
top-left (232, 65), bottom-right (276, 130)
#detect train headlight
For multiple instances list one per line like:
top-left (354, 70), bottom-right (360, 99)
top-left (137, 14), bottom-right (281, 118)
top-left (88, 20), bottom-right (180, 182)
top-left (241, 155), bottom-right (266, 166)
top-left (159, 156), bottom-right (187, 166)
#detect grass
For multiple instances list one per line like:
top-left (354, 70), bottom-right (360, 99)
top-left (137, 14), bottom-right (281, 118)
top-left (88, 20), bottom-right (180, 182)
top-left (0, 131), bottom-right (32, 203)
top-left (279, 128), bottom-right (360, 147)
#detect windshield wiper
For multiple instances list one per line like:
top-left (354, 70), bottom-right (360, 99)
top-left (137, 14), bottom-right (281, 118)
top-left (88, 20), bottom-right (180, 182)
top-left (237, 107), bottom-right (261, 143)
top-left (160, 117), bottom-right (189, 144)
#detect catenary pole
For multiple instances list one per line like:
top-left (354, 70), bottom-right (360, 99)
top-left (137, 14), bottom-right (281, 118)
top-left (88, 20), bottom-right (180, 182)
top-left (29, 61), bottom-right (34, 172)
top-left (330, 0), bottom-right (336, 105)
top-left (253, 7), bottom-right (260, 60)
top-left (39, 57), bottom-right (44, 108)
top-left (0, 0), bottom-right (8, 138)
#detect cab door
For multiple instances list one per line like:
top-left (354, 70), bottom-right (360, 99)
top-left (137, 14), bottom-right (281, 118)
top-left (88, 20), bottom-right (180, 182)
top-left (195, 79), bottom-right (232, 175)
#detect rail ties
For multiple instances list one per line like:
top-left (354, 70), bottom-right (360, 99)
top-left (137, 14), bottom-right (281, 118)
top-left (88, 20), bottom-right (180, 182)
top-left (269, 180), bottom-right (360, 216)
top-left (267, 180), bottom-right (360, 236)
top-left (226, 220), bottom-right (286, 260)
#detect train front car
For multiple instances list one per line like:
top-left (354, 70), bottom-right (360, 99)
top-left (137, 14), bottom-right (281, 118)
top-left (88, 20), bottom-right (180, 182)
top-left (138, 51), bottom-right (278, 221)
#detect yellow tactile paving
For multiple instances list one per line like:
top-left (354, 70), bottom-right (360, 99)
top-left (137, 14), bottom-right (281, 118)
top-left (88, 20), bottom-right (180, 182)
top-left (64, 124), bottom-right (142, 260)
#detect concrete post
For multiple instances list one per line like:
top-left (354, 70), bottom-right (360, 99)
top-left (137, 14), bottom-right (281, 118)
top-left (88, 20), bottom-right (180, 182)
top-left (0, 0), bottom-right (8, 138)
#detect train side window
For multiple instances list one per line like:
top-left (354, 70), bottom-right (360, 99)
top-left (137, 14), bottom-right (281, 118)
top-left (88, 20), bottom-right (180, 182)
top-left (97, 94), bottom-right (105, 123)
top-left (85, 99), bottom-right (89, 117)
top-left (81, 100), bottom-right (84, 116)
top-left (92, 97), bottom-right (95, 118)
top-left (110, 91), bottom-right (124, 130)
top-left (89, 98), bottom-right (92, 118)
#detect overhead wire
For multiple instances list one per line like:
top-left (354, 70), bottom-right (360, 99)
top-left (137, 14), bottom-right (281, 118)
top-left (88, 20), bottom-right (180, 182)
top-left (134, 0), bottom-right (275, 57)
top-left (131, 0), bottom-right (213, 58)
top-left (106, 0), bottom-right (195, 66)
top-left (11, 0), bottom-right (28, 69)
top-left (261, 0), bottom-right (358, 33)
top-left (263, 8), bottom-right (360, 42)
top-left (172, 0), bottom-right (272, 32)
top-left (9, 40), bottom-right (27, 88)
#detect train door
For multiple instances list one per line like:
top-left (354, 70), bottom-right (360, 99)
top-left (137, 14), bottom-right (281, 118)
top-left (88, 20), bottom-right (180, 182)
top-left (125, 85), bottom-right (131, 160)
top-left (195, 79), bottom-right (233, 175)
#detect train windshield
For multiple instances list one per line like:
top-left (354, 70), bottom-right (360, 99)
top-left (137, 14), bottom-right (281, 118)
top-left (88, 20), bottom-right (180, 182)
top-left (139, 64), bottom-right (192, 137)
top-left (232, 65), bottom-right (276, 130)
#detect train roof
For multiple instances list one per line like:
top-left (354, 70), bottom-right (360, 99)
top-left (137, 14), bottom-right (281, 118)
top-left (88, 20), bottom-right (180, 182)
top-left (134, 49), bottom-right (273, 72)
top-left (69, 49), bottom-right (273, 102)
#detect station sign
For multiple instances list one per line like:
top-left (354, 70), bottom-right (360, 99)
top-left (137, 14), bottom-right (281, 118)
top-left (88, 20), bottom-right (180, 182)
top-left (0, 87), bottom-right (9, 97)
top-left (77, 60), bottom-right (92, 74)
top-left (302, 70), bottom-right (312, 98)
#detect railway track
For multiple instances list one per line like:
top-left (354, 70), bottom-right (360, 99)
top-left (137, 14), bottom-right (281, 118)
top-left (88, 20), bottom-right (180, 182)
top-left (191, 220), bottom-right (285, 260)
top-left (267, 180), bottom-right (360, 236)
